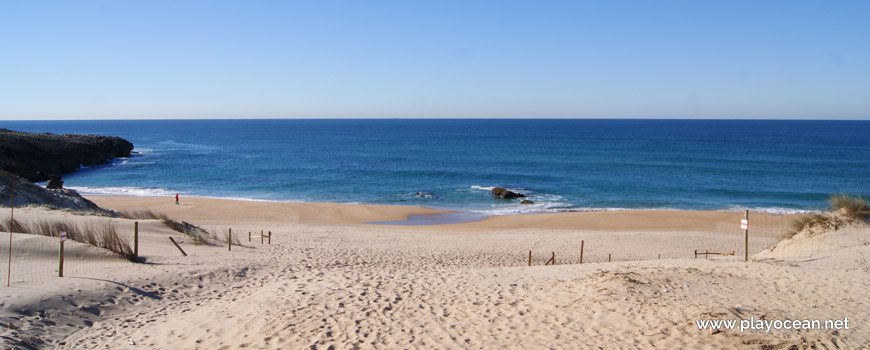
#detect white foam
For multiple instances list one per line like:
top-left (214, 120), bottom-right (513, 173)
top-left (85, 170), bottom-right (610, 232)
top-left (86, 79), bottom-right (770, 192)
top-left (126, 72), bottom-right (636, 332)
top-left (718, 205), bottom-right (819, 215)
top-left (68, 186), bottom-right (177, 197)
top-left (469, 201), bottom-right (574, 215)
top-left (197, 195), bottom-right (305, 204)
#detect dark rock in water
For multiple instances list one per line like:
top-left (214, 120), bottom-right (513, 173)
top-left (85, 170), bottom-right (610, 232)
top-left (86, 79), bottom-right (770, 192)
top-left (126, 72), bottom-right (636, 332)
top-left (46, 174), bottom-right (64, 189)
top-left (492, 187), bottom-right (526, 199)
top-left (0, 128), bottom-right (134, 182)
top-left (521, 200), bottom-right (534, 204)
top-left (415, 192), bottom-right (436, 199)
top-left (0, 171), bottom-right (113, 215)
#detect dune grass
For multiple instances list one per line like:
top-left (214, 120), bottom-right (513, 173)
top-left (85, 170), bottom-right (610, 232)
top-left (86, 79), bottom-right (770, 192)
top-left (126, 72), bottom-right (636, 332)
top-left (84, 221), bottom-right (135, 260)
top-left (120, 209), bottom-right (211, 245)
top-left (216, 227), bottom-right (242, 245)
top-left (828, 194), bottom-right (870, 220)
top-left (785, 213), bottom-right (830, 239)
top-left (787, 194), bottom-right (869, 238)
top-left (119, 209), bottom-right (169, 221)
top-left (0, 217), bottom-right (29, 233)
top-left (2, 216), bottom-right (135, 261)
top-left (161, 218), bottom-right (210, 245)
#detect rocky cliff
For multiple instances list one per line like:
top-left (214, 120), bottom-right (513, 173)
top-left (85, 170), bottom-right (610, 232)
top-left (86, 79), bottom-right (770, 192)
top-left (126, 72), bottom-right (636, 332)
top-left (0, 128), bottom-right (134, 182)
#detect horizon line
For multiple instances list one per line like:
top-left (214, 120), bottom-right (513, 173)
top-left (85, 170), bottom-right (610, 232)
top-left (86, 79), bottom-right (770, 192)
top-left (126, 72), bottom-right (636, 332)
top-left (2, 117), bottom-right (870, 122)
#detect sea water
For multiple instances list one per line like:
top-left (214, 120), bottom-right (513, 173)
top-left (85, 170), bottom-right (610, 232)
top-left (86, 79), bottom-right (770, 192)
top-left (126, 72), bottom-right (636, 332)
top-left (3, 119), bottom-right (869, 214)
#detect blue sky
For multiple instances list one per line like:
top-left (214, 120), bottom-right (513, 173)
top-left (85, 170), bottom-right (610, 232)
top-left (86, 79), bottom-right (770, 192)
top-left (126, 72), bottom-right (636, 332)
top-left (1, 1), bottom-right (868, 120)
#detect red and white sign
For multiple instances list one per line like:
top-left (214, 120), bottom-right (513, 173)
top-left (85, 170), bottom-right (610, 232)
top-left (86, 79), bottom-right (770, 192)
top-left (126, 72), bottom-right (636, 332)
top-left (740, 219), bottom-right (748, 230)
top-left (60, 231), bottom-right (67, 242)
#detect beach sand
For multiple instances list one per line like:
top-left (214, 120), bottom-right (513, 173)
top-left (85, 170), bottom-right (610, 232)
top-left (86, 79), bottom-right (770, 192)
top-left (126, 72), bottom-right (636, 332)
top-left (1, 196), bottom-right (867, 349)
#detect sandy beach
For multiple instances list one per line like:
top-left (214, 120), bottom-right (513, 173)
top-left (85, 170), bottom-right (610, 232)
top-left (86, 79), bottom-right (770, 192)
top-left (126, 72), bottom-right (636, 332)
top-left (2, 196), bottom-right (868, 349)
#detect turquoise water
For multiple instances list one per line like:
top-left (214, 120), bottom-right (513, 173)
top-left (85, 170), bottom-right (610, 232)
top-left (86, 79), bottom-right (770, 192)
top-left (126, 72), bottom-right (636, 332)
top-left (3, 119), bottom-right (869, 214)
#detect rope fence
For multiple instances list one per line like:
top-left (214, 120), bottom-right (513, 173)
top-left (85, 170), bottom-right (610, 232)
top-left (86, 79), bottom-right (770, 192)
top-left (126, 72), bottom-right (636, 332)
top-left (2, 207), bottom-right (868, 286)
top-left (0, 210), bottom-right (276, 287)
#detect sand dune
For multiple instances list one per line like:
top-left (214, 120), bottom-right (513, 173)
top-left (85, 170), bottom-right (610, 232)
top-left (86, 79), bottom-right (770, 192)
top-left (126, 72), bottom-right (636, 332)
top-left (1, 197), bottom-right (868, 349)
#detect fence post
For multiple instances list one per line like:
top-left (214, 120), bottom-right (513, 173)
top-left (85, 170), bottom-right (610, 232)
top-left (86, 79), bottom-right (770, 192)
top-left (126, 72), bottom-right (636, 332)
top-left (608, 253), bottom-right (611, 262)
top-left (228, 228), bottom-right (232, 251)
top-left (744, 209), bottom-right (749, 262)
top-left (260, 230), bottom-right (264, 244)
top-left (58, 236), bottom-right (64, 277)
top-left (133, 221), bottom-right (139, 262)
top-left (248, 232), bottom-right (251, 242)
top-left (7, 174), bottom-right (14, 287)
top-left (528, 250), bottom-right (532, 266)
top-left (579, 240), bottom-right (584, 264)
top-left (268, 231), bottom-right (271, 245)
top-left (168, 237), bottom-right (187, 256)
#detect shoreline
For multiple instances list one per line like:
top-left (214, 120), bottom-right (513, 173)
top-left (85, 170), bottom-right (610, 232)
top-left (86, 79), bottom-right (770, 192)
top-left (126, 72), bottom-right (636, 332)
top-left (73, 187), bottom-right (818, 216)
top-left (86, 195), bottom-right (801, 233)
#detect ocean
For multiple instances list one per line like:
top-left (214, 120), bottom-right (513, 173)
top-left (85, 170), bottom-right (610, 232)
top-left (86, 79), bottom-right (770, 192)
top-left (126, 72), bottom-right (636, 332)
top-left (3, 119), bottom-right (869, 215)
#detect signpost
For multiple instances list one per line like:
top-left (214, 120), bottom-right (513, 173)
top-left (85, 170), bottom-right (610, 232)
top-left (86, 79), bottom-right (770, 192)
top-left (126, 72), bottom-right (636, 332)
top-left (59, 232), bottom-right (67, 277)
top-left (742, 210), bottom-right (749, 262)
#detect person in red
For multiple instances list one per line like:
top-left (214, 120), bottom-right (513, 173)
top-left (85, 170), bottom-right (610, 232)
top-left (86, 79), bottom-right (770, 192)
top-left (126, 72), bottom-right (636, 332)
top-left (175, 193), bottom-right (179, 205)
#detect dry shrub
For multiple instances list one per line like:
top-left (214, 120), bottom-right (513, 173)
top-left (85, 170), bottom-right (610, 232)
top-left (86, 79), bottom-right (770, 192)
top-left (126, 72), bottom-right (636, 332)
top-left (786, 213), bottom-right (830, 238)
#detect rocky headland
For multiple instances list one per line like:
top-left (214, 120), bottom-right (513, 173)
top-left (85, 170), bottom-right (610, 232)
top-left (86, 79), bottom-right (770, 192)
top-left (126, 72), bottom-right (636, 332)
top-left (0, 129), bottom-right (133, 213)
top-left (0, 128), bottom-right (133, 182)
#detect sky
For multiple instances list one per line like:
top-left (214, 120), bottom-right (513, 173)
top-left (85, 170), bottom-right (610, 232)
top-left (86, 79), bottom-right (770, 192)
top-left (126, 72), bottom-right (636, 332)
top-left (1, 1), bottom-right (869, 120)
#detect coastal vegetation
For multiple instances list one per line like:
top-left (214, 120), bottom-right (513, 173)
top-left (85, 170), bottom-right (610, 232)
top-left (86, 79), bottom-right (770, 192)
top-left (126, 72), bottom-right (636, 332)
top-left (0, 216), bottom-right (135, 261)
top-left (828, 194), bottom-right (870, 219)
top-left (160, 218), bottom-right (210, 245)
top-left (120, 209), bottom-right (211, 245)
top-left (787, 194), bottom-right (870, 238)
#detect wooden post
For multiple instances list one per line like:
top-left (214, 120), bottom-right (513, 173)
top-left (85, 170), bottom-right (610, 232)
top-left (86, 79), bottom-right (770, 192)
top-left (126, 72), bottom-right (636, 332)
top-left (579, 240), bottom-right (584, 264)
top-left (658, 254), bottom-right (661, 260)
top-left (608, 253), bottom-right (612, 262)
top-left (58, 238), bottom-right (64, 277)
top-left (694, 249), bottom-right (697, 259)
top-left (268, 231), bottom-right (271, 245)
top-left (705, 249), bottom-right (708, 259)
top-left (744, 209), bottom-right (749, 262)
top-left (260, 230), bottom-right (264, 244)
top-left (528, 250), bottom-right (532, 266)
top-left (228, 228), bottom-right (232, 251)
top-left (7, 174), bottom-right (14, 287)
top-left (248, 232), bottom-right (251, 242)
top-left (133, 221), bottom-right (139, 262)
top-left (545, 252), bottom-right (555, 266)
top-left (168, 237), bottom-right (187, 256)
